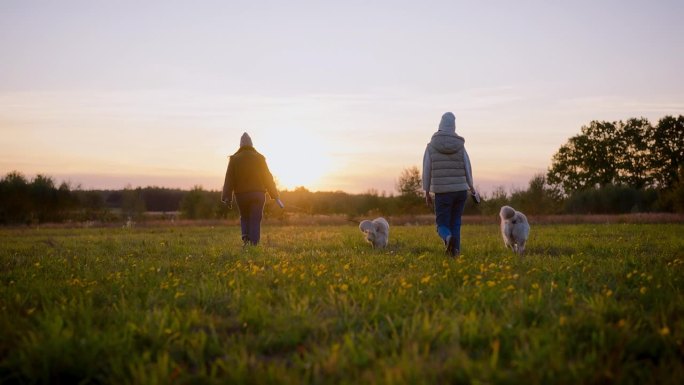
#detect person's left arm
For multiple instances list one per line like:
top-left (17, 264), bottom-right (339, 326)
top-left (260, 157), bottom-right (279, 200)
top-left (464, 148), bottom-right (476, 194)
top-left (422, 146), bottom-right (433, 206)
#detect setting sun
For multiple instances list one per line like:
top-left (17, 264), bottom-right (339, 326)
top-left (256, 131), bottom-right (335, 191)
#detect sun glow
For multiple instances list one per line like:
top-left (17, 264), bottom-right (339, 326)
top-left (257, 131), bottom-right (336, 191)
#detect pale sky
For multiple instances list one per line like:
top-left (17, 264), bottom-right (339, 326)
top-left (1, 0), bottom-right (683, 194)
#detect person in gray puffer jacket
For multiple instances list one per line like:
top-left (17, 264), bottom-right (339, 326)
top-left (422, 112), bottom-right (478, 257)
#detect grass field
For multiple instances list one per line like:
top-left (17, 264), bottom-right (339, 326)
top-left (1, 222), bottom-right (683, 384)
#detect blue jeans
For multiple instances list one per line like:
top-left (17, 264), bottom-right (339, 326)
top-left (434, 190), bottom-right (468, 251)
top-left (235, 191), bottom-right (266, 245)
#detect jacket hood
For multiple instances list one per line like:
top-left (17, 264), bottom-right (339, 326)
top-left (429, 131), bottom-right (465, 155)
top-left (438, 112), bottom-right (456, 133)
top-left (240, 132), bottom-right (253, 147)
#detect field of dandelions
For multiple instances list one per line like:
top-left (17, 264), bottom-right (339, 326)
top-left (1, 223), bottom-right (682, 384)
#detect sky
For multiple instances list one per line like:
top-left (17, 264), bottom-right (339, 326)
top-left (1, 0), bottom-right (683, 195)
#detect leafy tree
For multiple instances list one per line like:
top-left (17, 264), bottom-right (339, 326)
top-left (396, 166), bottom-right (423, 198)
top-left (649, 115), bottom-right (684, 188)
top-left (0, 172), bottom-right (78, 223)
top-left (76, 190), bottom-right (108, 221)
top-left (121, 186), bottom-right (146, 220)
top-left (0, 171), bottom-right (31, 224)
top-left (57, 182), bottom-right (77, 214)
top-left (547, 121), bottom-right (622, 194)
top-left (510, 174), bottom-right (562, 215)
top-left (613, 118), bottom-right (652, 188)
top-left (396, 166), bottom-right (424, 213)
top-left (30, 174), bottom-right (59, 222)
top-left (180, 186), bottom-right (215, 219)
top-left (546, 117), bottom-right (682, 195)
top-left (480, 186), bottom-right (509, 216)
top-left (659, 166), bottom-right (684, 213)
top-left (672, 167), bottom-right (684, 213)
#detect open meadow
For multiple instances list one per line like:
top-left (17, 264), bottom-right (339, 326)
top-left (1, 222), bottom-right (683, 384)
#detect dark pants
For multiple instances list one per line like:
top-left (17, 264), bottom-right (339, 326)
top-left (235, 191), bottom-right (266, 245)
top-left (434, 190), bottom-right (468, 251)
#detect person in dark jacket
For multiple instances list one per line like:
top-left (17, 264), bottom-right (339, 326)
top-left (222, 132), bottom-right (283, 246)
top-left (422, 112), bottom-right (478, 257)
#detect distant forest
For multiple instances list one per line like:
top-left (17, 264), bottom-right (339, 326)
top-left (1, 115), bottom-right (682, 225)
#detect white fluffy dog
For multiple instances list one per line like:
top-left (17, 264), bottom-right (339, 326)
top-left (359, 217), bottom-right (390, 248)
top-left (499, 206), bottom-right (530, 256)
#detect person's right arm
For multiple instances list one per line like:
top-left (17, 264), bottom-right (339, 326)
top-left (422, 146), bottom-right (433, 206)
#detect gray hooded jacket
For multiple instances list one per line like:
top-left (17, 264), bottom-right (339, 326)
top-left (422, 112), bottom-right (475, 193)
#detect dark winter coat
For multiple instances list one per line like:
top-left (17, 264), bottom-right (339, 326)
top-left (221, 146), bottom-right (278, 202)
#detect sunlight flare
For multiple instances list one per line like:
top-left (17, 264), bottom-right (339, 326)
top-left (257, 130), bottom-right (335, 191)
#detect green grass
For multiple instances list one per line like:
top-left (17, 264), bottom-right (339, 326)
top-left (1, 223), bottom-right (683, 384)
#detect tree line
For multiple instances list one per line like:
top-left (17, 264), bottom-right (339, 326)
top-left (0, 168), bottom-right (536, 224)
top-left (546, 115), bottom-right (683, 213)
top-left (0, 172), bottom-right (193, 224)
top-left (1, 115), bottom-right (682, 224)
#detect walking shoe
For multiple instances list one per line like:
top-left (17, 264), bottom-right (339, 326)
top-left (445, 235), bottom-right (455, 257)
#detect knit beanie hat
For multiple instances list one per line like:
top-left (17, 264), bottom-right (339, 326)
top-left (240, 132), bottom-right (253, 147)
top-left (438, 112), bottom-right (456, 133)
